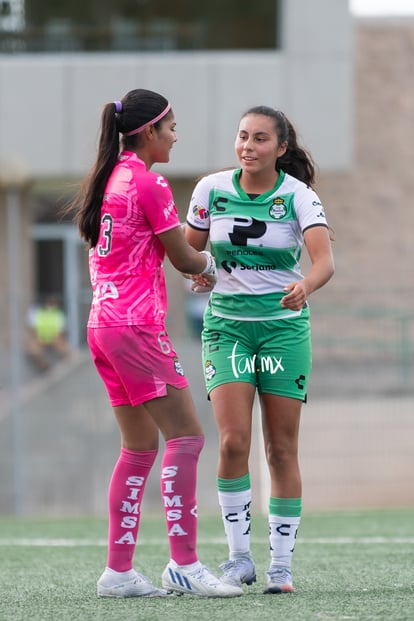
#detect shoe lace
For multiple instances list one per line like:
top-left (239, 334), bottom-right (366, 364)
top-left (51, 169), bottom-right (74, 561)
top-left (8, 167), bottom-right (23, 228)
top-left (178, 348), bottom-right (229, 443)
top-left (134, 571), bottom-right (152, 585)
top-left (189, 565), bottom-right (219, 586)
top-left (267, 566), bottom-right (291, 584)
top-left (220, 558), bottom-right (250, 577)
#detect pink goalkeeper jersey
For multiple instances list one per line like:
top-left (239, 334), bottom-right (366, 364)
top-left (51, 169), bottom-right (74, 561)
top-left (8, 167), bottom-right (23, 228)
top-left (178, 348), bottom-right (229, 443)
top-left (87, 151), bottom-right (180, 327)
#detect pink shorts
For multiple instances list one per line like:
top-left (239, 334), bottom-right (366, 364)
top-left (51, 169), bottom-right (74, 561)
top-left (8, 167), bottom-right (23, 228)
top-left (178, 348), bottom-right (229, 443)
top-left (87, 325), bottom-right (189, 406)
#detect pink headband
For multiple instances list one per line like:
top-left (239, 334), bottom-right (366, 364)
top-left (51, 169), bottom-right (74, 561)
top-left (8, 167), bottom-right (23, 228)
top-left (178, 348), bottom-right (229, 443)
top-left (123, 103), bottom-right (171, 136)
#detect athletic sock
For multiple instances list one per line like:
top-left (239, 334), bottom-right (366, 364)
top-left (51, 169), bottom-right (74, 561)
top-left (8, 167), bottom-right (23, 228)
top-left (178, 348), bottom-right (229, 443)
top-left (161, 435), bottom-right (204, 566)
top-left (217, 473), bottom-right (252, 559)
top-left (107, 447), bottom-right (157, 572)
top-left (268, 497), bottom-right (302, 569)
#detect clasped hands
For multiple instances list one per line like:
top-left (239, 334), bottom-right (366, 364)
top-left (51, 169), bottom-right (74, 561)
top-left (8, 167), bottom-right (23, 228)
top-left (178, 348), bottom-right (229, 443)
top-left (182, 271), bottom-right (217, 293)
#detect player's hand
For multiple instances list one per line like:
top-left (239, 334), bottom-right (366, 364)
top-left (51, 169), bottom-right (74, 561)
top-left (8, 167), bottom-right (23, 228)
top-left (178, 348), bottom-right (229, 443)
top-left (280, 281), bottom-right (308, 310)
top-left (191, 272), bottom-right (216, 293)
top-left (181, 251), bottom-right (216, 292)
top-left (190, 250), bottom-right (217, 292)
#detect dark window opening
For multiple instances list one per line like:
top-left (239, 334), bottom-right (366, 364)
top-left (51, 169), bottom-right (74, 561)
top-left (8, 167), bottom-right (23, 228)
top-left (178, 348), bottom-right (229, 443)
top-left (1, 0), bottom-right (280, 53)
top-left (35, 239), bottom-right (64, 303)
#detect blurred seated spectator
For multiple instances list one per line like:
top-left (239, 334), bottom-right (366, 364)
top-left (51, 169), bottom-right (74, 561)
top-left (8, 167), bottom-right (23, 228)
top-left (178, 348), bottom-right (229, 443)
top-left (26, 295), bottom-right (72, 370)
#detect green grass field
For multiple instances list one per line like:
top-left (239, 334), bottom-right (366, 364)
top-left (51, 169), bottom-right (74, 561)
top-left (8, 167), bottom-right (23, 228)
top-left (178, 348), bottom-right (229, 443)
top-left (1, 509), bottom-right (413, 621)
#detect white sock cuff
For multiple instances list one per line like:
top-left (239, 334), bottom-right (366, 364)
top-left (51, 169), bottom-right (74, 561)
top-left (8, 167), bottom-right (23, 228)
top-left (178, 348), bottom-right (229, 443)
top-left (269, 514), bottom-right (301, 526)
top-left (218, 489), bottom-right (251, 508)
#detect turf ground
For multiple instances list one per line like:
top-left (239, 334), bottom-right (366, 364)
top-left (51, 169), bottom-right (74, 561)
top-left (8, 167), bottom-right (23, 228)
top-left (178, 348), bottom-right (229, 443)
top-left (0, 509), bottom-right (413, 621)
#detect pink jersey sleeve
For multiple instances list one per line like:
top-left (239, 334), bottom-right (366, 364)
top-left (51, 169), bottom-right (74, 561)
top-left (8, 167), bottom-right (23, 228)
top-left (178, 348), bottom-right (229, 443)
top-left (139, 172), bottom-right (181, 235)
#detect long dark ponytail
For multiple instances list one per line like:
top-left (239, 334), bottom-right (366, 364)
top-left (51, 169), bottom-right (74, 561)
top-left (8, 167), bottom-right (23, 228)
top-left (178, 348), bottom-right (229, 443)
top-left (68, 88), bottom-right (170, 247)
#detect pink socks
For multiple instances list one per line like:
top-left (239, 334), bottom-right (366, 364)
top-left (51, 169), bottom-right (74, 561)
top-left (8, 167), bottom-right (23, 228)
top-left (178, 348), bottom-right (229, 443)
top-left (161, 435), bottom-right (204, 566)
top-left (107, 447), bottom-right (157, 572)
top-left (106, 436), bottom-right (204, 572)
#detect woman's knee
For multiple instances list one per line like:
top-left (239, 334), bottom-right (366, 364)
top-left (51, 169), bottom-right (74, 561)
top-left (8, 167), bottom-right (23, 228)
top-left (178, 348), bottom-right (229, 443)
top-left (219, 430), bottom-right (250, 462)
top-left (265, 440), bottom-right (298, 470)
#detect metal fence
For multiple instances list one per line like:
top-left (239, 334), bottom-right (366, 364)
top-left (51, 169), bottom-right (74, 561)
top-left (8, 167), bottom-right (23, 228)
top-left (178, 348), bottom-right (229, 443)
top-left (310, 304), bottom-right (414, 394)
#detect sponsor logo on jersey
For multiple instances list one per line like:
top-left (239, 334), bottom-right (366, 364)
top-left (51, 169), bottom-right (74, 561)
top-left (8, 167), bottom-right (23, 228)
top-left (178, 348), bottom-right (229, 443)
top-left (312, 200), bottom-right (326, 218)
top-left (164, 199), bottom-right (176, 220)
top-left (221, 260), bottom-right (237, 274)
top-left (225, 248), bottom-right (262, 257)
top-left (240, 264), bottom-right (277, 271)
top-left (221, 258), bottom-right (277, 273)
top-left (92, 281), bottom-right (119, 303)
top-left (192, 204), bottom-right (209, 220)
top-left (156, 175), bottom-right (168, 188)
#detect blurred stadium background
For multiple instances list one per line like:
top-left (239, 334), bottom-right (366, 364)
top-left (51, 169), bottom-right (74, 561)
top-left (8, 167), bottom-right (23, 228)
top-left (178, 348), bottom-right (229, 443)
top-left (0, 0), bottom-right (413, 517)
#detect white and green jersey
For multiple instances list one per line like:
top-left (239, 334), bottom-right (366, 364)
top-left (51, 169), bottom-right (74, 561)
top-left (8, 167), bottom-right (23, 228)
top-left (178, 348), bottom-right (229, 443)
top-left (186, 168), bottom-right (328, 321)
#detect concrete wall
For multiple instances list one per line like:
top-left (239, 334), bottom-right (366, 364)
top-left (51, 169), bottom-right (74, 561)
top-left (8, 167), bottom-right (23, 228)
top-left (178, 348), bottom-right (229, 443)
top-left (0, 0), bottom-right (353, 178)
top-left (314, 17), bottom-right (414, 315)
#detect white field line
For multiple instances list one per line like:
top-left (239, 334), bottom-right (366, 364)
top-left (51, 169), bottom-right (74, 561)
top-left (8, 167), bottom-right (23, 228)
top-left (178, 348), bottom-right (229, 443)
top-left (1, 536), bottom-right (414, 547)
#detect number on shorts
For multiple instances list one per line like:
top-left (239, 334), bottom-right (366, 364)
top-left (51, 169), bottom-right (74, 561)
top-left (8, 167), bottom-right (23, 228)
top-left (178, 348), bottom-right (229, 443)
top-left (158, 331), bottom-right (172, 354)
top-left (207, 331), bottom-right (220, 353)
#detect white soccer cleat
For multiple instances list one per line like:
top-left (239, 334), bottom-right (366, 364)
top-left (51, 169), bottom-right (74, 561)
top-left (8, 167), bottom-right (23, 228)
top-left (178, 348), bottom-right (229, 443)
top-left (97, 567), bottom-right (168, 598)
top-left (162, 560), bottom-right (243, 598)
top-left (263, 565), bottom-right (294, 594)
top-left (219, 556), bottom-right (257, 587)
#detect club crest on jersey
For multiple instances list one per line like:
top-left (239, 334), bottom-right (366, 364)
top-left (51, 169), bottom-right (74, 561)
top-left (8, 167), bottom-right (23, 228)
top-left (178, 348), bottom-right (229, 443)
top-left (204, 359), bottom-right (216, 381)
top-left (269, 197), bottom-right (287, 220)
top-left (174, 357), bottom-right (185, 376)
